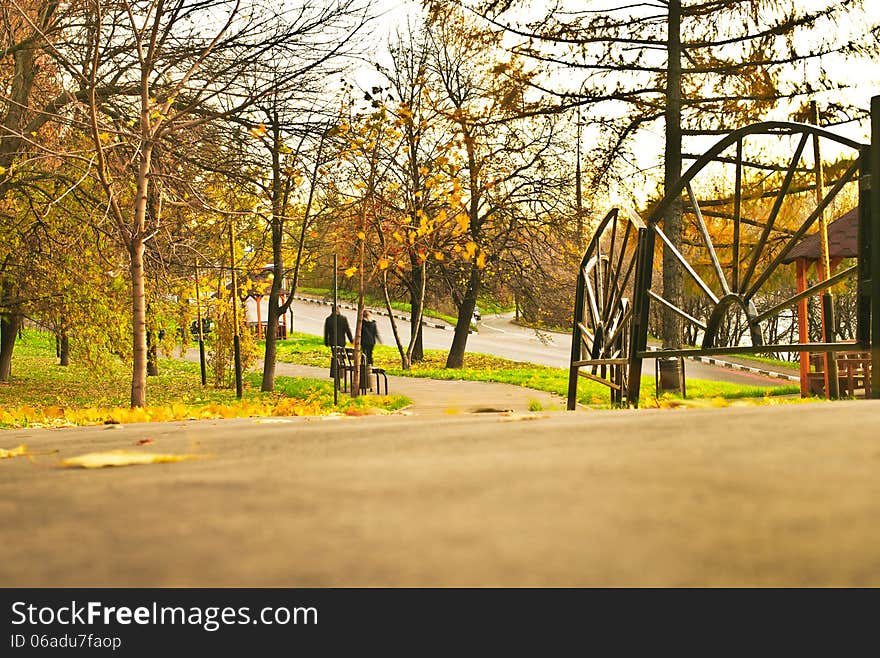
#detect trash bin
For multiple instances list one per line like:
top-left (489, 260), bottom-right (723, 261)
top-left (656, 356), bottom-right (686, 397)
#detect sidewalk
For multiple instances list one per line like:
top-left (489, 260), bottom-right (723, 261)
top-left (272, 361), bottom-right (566, 415)
top-left (185, 351), bottom-right (566, 415)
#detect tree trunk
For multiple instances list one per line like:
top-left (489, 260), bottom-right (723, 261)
top-left (409, 263), bottom-right (424, 363)
top-left (445, 121), bottom-right (483, 369)
top-left (261, 253), bottom-right (283, 392)
top-left (261, 117), bottom-right (290, 393)
top-left (380, 272), bottom-right (410, 370)
top-left (59, 330), bottom-right (69, 366)
top-left (260, 218), bottom-right (282, 392)
top-left (129, 144), bottom-right (152, 407)
top-left (146, 328), bottom-right (159, 376)
top-left (662, 0), bottom-right (684, 348)
top-left (261, 299), bottom-right (280, 391)
top-left (130, 239), bottom-right (147, 406)
top-left (0, 311), bottom-right (20, 382)
top-left (445, 264), bottom-right (481, 369)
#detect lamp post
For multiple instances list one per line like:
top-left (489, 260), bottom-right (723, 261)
top-left (194, 261), bottom-right (207, 386)
top-left (810, 101), bottom-right (839, 399)
top-left (333, 253), bottom-right (339, 406)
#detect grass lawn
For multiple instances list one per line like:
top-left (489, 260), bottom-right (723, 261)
top-left (0, 330), bottom-right (409, 429)
top-left (275, 332), bottom-right (802, 408)
top-left (728, 352), bottom-right (799, 369)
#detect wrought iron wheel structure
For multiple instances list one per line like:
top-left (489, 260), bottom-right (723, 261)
top-left (568, 208), bottom-right (646, 410)
top-left (568, 95), bottom-right (880, 409)
top-left (567, 209), bottom-right (645, 408)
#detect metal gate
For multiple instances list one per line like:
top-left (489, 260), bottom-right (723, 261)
top-left (568, 95), bottom-right (879, 408)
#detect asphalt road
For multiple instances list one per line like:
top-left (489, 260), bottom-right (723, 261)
top-left (3, 400), bottom-right (879, 586)
top-left (288, 298), bottom-right (790, 387)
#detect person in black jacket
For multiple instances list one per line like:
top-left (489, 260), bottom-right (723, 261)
top-left (324, 306), bottom-right (353, 379)
top-left (361, 309), bottom-right (381, 365)
top-left (324, 305), bottom-right (353, 347)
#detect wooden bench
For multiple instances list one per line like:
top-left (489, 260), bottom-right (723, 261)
top-left (808, 351), bottom-right (872, 398)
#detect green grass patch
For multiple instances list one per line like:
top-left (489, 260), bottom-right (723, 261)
top-left (728, 353), bottom-right (799, 370)
top-left (0, 330), bottom-right (409, 428)
top-left (275, 332), bottom-right (800, 408)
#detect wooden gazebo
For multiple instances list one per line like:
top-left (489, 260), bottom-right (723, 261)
top-left (781, 208), bottom-right (869, 396)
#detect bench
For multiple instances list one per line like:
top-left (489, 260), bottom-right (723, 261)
top-left (808, 351), bottom-right (872, 398)
top-left (332, 347), bottom-right (388, 395)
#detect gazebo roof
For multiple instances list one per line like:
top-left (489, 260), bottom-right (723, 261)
top-left (781, 207), bottom-right (859, 263)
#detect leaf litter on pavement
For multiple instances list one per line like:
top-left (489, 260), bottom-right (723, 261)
top-left (60, 450), bottom-right (210, 469)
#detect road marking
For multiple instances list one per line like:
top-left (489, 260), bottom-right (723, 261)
top-left (478, 323), bottom-right (508, 334)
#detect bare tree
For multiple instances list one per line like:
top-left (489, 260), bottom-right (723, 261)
top-left (481, 0), bottom-right (880, 347)
top-left (61, 0), bottom-right (368, 406)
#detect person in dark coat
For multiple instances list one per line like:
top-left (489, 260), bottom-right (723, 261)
top-left (361, 309), bottom-right (381, 365)
top-left (324, 305), bottom-right (353, 347)
top-left (324, 306), bottom-right (353, 379)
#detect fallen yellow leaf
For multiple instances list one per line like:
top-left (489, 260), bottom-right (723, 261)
top-left (0, 445), bottom-right (27, 459)
top-left (60, 450), bottom-right (208, 469)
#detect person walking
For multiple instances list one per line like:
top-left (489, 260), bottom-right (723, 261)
top-left (324, 306), bottom-right (353, 379)
top-left (324, 305), bottom-right (353, 347)
top-left (361, 309), bottom-right (381, 365)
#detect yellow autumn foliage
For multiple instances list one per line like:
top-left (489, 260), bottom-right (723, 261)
top-left (0, 444), bottom-right (27, 459)
top-left (0, 396), bottom-right (361, 430)
top-left (61, 450), bottom-right (208, 469)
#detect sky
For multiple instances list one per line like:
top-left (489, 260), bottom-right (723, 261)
top-left (354, 0), bottom-right (880, 208)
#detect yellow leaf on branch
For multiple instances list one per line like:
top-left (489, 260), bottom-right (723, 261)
top-left (60, 450), bottom-right (209, 469)
top-left (344, 266), bottom-right (358, 278)
top-left (476, 251), bottom-right (487, 268)
top-left (357, 231), bottom-right (365, 240)
top-left (377, 257), bottom-right (390, 270)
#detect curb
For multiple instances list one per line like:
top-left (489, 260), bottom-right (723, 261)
top-left (646, 346), bottom-right (800, 382)
top-left (292, 295), bottom-right (452, 330)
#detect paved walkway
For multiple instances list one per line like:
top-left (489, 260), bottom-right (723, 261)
top-left (266, 360), bottom-right (566, 415)
top-left (4, 400), bottom-right (880, 586)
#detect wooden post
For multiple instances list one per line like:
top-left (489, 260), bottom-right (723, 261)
top-left (871, 96), bottom-right (880, 398)
top-left (796, 258), bottom-right (810, 397)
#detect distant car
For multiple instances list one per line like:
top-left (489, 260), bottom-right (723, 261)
top-left (472, 307), bottom-right (481, 323)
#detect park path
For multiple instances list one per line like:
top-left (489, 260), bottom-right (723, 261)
top-left (187, 351), bottom-right (566, 415)
top-left (4, 399), bottom-right (880, 586)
